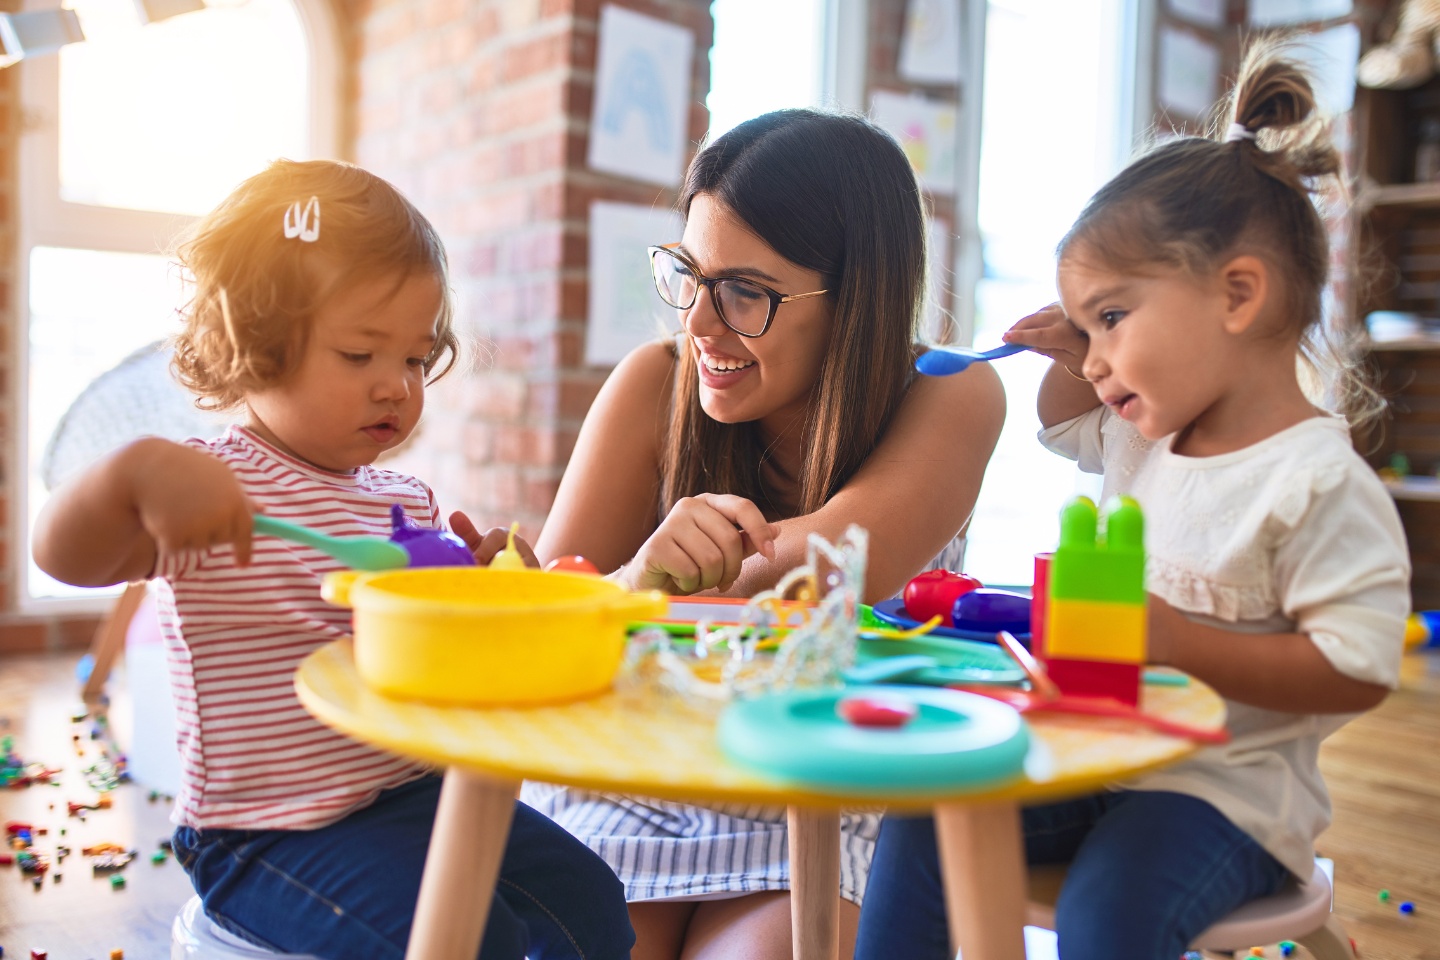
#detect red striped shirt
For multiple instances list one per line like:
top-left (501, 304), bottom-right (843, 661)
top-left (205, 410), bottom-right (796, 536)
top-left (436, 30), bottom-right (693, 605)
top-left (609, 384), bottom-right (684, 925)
top-left (153, 427), bottom-right (432, 830)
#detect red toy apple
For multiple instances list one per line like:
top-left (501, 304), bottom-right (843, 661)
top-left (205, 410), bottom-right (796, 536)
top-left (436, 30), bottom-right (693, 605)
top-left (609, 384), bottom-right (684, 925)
top-left (903, 569), bottom-right (983, 626)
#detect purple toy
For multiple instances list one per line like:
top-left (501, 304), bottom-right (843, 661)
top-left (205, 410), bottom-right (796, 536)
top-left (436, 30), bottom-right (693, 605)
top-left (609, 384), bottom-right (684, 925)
top-left (952, 589), bottom-right (1032, 635)
top-left (388, 503), bottom-right (476, 567)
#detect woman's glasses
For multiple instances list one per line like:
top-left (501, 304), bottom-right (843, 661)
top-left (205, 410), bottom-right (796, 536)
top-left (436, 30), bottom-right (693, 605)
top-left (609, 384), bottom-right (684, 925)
top-left (647, 243), bottom-right (828, 338)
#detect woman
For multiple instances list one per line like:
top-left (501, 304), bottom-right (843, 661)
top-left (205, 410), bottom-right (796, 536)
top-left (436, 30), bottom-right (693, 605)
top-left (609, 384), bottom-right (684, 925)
top-left (531, 110), bottom-right (1004, 960)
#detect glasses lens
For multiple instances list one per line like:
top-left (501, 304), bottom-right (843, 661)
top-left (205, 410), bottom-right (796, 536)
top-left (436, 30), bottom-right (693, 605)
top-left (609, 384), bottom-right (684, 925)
top-left (714, 280), bottom-right (773, 336)
top-left (651, 250), bottom-right (696, 309)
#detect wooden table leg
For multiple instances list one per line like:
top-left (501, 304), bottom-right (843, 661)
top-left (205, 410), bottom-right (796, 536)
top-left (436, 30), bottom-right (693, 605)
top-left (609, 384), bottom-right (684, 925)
top-left (787, 806), bottom-right (840, 960)
top-left (934, 801), bottom-right (1027, 960)
top-left (406, 767), bottom-right (519, 960)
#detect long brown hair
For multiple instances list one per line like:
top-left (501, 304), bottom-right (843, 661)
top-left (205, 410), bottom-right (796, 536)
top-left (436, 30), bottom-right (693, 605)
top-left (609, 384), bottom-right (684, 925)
top-left (659, 110), bottom-right (927, 519)
top-left (1059, 40), bottom-right (1379, 424)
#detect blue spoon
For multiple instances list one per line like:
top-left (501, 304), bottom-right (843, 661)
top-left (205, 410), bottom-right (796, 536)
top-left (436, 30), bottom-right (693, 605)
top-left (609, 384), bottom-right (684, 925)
top-left (916, 343), bottom-right (1027, 376)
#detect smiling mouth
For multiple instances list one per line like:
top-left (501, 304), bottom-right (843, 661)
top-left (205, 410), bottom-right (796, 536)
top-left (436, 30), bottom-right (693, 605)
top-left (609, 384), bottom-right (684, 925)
top-left (701, 356), bottom-right (756, 374)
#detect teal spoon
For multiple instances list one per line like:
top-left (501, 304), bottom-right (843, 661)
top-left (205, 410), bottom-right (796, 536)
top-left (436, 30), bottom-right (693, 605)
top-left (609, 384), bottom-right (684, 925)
top-left (253, 514), bottom-right (408, 571)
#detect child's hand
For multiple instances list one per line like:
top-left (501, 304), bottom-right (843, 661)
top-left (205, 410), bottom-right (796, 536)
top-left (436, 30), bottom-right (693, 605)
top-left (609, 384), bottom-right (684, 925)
top-left (615, 494), bottom-right (779, 595)
top-left (449, 511), bottom-right (540, 568)
top-left (1002, 303), bottom-right (1089, 375)
top-left (125, 439), bottom-right (256, 565)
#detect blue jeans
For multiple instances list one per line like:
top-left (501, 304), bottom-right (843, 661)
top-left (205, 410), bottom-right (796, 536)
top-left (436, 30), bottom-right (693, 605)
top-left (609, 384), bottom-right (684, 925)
top-left (855, 790), bottom-right (1290, 960)
top-left (172, 776), bottom-right (634, 960)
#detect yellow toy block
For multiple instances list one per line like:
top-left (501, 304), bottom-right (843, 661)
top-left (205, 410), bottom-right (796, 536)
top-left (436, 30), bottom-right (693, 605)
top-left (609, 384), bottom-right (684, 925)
top-left (1044, 598), bottom-right (1145, 663)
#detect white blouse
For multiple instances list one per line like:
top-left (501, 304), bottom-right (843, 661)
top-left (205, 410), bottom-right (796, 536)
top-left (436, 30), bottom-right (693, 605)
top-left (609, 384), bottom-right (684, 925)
top-left (1040, 407), bottom-right (1410, 878)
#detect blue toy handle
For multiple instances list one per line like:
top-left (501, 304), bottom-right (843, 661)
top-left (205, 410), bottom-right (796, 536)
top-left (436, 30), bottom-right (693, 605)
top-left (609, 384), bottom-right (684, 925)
top-left (976, 343), bottom-right (1027, 361)
top-left (915, 342), bottom-right (1027, 376)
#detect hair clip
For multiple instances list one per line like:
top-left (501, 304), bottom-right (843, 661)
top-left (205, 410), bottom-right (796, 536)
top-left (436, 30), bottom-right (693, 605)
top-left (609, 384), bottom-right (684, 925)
top-left (283, 197), bottom-right (321, 243)
top-left (1224, 123), bottom-right (1257, 144)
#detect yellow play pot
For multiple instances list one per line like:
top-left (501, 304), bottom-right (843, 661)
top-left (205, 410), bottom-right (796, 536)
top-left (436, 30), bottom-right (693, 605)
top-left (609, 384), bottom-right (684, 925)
top-left (322, 567), bottom-right (666, 706)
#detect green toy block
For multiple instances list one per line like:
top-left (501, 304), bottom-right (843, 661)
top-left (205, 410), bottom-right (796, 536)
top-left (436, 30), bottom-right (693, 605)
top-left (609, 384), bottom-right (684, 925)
top-left (1049, 495), bottom-right (1145, 605)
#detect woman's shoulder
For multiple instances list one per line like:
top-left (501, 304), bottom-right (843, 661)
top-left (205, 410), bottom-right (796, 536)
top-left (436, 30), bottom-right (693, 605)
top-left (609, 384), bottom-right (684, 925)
top-left (897, 351), bottom-right (1005, 421)
top-left (602, 338), bottom-right (675, 387)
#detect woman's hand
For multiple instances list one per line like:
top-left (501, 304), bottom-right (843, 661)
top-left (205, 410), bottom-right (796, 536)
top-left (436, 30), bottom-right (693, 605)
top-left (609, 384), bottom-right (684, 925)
top-left (125, 439), bottom-right (257, 565)
top-left (449, 511), bottom-right (541, 568)
top-left (613, 494), bottom-right (779, 594)
top-left (1001, 302), bottom-right (1089, 375)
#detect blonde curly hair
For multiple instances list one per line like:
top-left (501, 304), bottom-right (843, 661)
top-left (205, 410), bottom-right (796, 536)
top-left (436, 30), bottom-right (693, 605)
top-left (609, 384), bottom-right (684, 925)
top-left (171, 159), bottom-right (458, 411)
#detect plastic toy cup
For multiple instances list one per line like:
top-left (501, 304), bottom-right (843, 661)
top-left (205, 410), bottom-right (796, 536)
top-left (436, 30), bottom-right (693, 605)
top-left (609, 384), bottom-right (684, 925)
top-left (1032, 553), bottom-right (1051, 652)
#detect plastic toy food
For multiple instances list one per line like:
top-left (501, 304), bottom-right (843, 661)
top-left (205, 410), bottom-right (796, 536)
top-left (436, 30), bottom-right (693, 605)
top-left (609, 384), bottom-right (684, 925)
top-left (545, 555), bottom-right (601, 575)
top-left (836, 695), bottom-right (918, 728)
top-left (903, 570), bottom-right (983, 625)
top-left (385, 504), bottom-right (476, 567)
top-left (488, 522), bottom-right (528, 571)
top-left (951, 589), bottom-right (1032, 634)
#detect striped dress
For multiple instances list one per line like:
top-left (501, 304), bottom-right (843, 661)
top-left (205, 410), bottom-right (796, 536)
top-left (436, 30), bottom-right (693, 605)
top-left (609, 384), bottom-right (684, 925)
top-left (152, 427), bottom-right (433, 831)
top-left (521, 534), bottom-right (968, 906)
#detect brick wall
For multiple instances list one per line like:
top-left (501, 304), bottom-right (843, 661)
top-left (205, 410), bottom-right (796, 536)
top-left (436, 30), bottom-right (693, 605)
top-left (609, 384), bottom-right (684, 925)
top-left (346, 0), bottom-right (713, 543)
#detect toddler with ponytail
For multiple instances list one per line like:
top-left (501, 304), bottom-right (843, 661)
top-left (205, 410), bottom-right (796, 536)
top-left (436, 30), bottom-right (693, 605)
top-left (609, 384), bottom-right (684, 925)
top-left (854, 42), bottom-right (1410, 960)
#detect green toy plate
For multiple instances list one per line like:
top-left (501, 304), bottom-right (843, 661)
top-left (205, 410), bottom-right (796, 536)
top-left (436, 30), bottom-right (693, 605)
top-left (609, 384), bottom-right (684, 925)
top-left (854, 634), bottom-right (1025, 686)
top-left (717, 685), bottom-right (1031, 792)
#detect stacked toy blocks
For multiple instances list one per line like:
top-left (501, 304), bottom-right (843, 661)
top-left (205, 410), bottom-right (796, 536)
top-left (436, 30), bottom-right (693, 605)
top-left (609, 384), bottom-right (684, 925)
top-left (1037, 495), bottom-right (1146, 706)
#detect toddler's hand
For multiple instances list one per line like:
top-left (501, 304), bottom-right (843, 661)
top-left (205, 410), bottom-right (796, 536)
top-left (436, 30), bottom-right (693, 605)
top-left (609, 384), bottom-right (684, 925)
top-left (1002, 303), bottom-right (1089, 374)
top-left (449, 511), bottom-right (540, 568)
top-left (125, 439), bottom-right (256, 565)
top-left (617, 494), bottom-right (779, 595)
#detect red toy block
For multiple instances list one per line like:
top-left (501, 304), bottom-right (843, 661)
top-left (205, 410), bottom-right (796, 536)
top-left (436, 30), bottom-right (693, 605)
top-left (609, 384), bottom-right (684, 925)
top-left (1043, 658), bottom-right (1141, 706)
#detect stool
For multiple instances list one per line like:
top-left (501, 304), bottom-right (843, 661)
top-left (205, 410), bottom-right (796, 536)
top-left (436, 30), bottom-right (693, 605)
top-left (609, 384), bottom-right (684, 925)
top-left (172, 896), bottom-right (322, 960)
top-left (1025, 858), bottom-right (1355, 959)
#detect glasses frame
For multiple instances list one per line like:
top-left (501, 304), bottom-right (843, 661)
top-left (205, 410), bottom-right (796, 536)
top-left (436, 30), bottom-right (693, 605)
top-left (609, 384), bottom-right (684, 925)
top-left (647, 242), bottom-right (829, 338)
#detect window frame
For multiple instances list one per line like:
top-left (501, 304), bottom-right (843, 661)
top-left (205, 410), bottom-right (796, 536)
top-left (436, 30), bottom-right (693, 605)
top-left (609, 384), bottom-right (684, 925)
top-left (12, 0), bottom-right (344, 613)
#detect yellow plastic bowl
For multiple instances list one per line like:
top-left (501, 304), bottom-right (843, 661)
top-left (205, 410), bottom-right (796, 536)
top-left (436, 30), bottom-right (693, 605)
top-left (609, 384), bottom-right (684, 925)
top-left (323, 567), bottom-right (666, 706)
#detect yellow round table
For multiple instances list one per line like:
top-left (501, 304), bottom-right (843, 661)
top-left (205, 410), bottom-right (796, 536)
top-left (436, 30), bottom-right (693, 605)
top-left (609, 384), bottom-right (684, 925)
top-left (296, 639), bottom-right (1226, 960)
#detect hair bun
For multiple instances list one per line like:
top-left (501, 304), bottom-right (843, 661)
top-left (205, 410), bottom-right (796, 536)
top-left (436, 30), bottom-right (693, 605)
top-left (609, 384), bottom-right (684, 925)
top-left (1221, 39), bottom-right (1342, 184)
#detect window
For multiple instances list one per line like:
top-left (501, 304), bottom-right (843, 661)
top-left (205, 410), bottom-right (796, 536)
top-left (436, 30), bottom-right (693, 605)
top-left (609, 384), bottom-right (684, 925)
top-left (18, 0), bottom-right (341, 605)
top-left (961, 0), bottom-right (1136, 586)
top-left (707, 0), bottom-right (854, 139)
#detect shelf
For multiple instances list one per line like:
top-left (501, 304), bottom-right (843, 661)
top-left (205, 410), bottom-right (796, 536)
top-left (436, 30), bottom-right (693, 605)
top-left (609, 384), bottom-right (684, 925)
top-left (1360, 182), bottom-right (1440, 210)
top-left (1385, 477), bottom-right (1440, 501)
top-left (1369, 339), bottom-right (1440, 353)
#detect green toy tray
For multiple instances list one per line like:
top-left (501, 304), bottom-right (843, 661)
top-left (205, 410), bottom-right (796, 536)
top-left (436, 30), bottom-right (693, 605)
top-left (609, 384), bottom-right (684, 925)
top-left (854, 633), bottom-right (1025, 686)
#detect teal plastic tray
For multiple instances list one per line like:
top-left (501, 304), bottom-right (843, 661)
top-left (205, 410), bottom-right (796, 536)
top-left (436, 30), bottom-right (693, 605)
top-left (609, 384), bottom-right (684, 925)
top-left (718, 685), bottom-right (1030, 792)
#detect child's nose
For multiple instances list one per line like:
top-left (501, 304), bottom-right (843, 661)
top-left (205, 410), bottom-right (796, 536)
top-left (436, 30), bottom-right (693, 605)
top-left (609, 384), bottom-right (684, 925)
top-left (372, 369), bottom-right (412, 402)
top-left (1082, 348), bottom-right (1108, 382)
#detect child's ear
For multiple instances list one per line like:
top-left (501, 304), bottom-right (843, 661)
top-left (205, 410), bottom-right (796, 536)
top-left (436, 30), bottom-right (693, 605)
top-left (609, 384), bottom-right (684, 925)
top-left (1217, 255), bottom-right (1268, 334)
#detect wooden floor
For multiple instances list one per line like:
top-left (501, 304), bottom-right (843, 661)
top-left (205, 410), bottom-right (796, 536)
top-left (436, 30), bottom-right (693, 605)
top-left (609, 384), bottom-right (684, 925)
top-left (1, 649), bottom-right (1438, 959)
top-left (0, 652), bottom-right (195, 960)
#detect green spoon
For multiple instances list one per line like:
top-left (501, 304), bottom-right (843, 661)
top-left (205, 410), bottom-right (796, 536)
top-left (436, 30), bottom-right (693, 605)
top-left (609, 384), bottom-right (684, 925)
top-left (253, 514), bottom-right (408, 571)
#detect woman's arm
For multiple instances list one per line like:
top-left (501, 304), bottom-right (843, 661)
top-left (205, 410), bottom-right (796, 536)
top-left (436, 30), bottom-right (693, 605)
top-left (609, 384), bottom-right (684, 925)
top-left (34, 437), bottom-right (254, 587)
top-left (725, 361), bottom-right (1005, 603)
top-left (538, 341), bottom-right (778, 594)
top-left (536, 341), bottom-right (675, 573)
